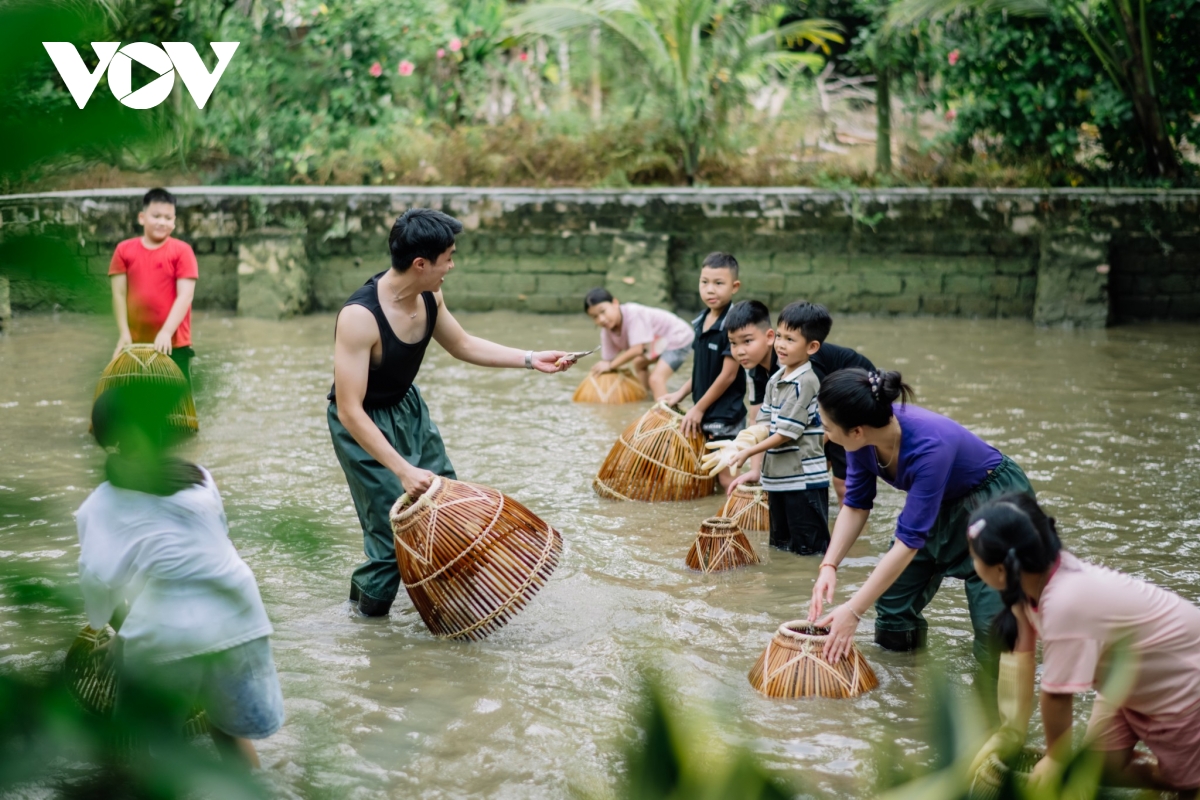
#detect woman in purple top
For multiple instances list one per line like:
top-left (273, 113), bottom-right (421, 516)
top-left (808, 369), bottom-right (1035, 664)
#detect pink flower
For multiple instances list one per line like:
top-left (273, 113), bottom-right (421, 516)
top-left (398, 60), bottom-right (415, 76)
top-left (449, 38), bottom-right (462, 52)
top-left (518, 51), bottom-right (528, 62)
top-left (945, 108), bottom-right (958, 122)
top-left (369, 61), bottom-right (383, 78)
top-left (436, 48), bottom-right (446, 58)
top-left (948, 49), bottom-right (960, 66)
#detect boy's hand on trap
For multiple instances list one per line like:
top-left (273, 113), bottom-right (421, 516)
top-left (727, 468), bottom-right (760, 494)
top-left (680, 406), bottom-right (704, 436)
top-left (153, 329), bottom-right (174, 355)
top-left (590, 360), bottom-right (612, 375)
top-left (112, 333), bottom-right (132, 360)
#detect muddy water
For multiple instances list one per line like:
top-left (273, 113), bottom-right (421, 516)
top-left (1, 310), bottom-right (1198, 798)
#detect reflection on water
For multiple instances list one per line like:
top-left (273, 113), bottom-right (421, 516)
top-left (1, 310), bottom-right (1198, 797)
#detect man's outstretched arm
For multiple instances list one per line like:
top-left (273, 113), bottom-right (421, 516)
top-left (333, 305), bottom-right (435, 498)
top-left (431, 292), bottom-right (570, 372)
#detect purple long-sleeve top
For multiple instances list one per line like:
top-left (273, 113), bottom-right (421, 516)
top-left (843, 404), bottom-right (1003, 549)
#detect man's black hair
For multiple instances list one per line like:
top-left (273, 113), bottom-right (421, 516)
top-left (143, 188), bottom-right (176, 209)
top-left (777, 301), bottom-right (832, 343)
top-left (584, 287), bottom-right (614, 311)
top-left (725, 300), bottom-right (771, 333)
top-left (701, 251), bottom-right (739, 280)
top-left (389, 208), bottom-right (464, 272)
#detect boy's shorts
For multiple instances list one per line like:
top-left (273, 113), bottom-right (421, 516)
top-left (654, 346), bottom-right (690, 371)
top-left (1089, 695), bottom-right (1200, 788)
top-left (119, 636), bottom-right (285, 740)
top-left (824, 440), bottom-right (848, 480)
top-left (701, 418), bottom-right (746, 442)
top-left (767, 488), bottom-right (830, 555)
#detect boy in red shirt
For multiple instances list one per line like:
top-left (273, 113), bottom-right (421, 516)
top-left (109, 188), bottom-right (199, 382)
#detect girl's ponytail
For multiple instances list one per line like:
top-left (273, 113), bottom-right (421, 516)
top-left (967, 494), bottom-right (1062, 652)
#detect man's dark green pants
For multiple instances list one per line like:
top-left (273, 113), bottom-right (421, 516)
top-left (328, 386), bottom-right (455, 615)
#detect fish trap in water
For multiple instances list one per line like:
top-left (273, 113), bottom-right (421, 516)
top-left (593, 402), bottom-right (714, 502)
top-left (92, 344), bottom-right (198, 433)
top-left (572, 369), bottom-right (647, 404)
top-left (389, 478), bottom-right (562, 641)
top-left (64, 624), bottom-right (208, 737)
top-left (685, 517), bottom-right (760, 573)
top-left (718, 483), bottom-right (770, 532)
top-left (748, 620), bottom-right (879, 699)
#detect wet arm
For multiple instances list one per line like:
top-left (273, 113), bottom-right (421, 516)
top-left (156, 278), bottom-right (196, 341)
top-left (1041, 692), bottom-right (1074, 758)
top-left (432, 293), bottom-right (565, 370)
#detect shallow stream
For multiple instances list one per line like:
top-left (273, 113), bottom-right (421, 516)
top-left (1, 310), bottom-right (1198, 798)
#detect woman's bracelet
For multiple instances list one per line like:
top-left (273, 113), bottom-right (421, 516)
top-left (819, 562), bottom-right (838, 573)
top-left (847, 606), bottom-right (863, 621)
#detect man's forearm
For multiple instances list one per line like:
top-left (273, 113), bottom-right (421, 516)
top-left (446, 334), bottom-right (528, 368)
top-left (338, 402), bottom-right (411, 477)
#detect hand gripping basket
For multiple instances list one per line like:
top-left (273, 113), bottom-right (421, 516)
top-left (63, 624), bottom-right (208, 737)
top-left (685, 517), bottom-right (760, 574)
top-left (389, 478), bottom-right (562, 641)
top-left (92, 344), bottom-right (198, 433)
top-left (592, 402), bottom-right (714, 502)
top-left (572, 369), bottom-right (648, 404)
top-left (718, 483), bottom-right (770, 532)
top-left (748, 620), bottom-right (879, 699)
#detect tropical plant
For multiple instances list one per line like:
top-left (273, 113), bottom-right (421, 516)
top-left (509, 0), bottom-right (843, 184)
top-left (886, 0), bottom-right (1191, 179)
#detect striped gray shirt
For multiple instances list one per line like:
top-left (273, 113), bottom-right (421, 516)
top-left (754, 362), bottom-right (829, 492)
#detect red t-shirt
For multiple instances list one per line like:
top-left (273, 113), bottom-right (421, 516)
top-left (108, 237), bottom-right (199, 348)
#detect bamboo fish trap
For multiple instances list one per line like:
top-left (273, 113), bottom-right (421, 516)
top-left (685, 517), bottom-right (760, 573)
top-left (572, 369), bottom-right (648, 404)
top-left (389, 477), bottom-right (562, 641)
top-left (592, 402), bottom-right (714, 502)
top-left (718, 483), bottom-right (770, 532)
top-left (64, 625), bottom-right (208, 737)
top-left (748, 620), bottom-right (879, 699)
top-left (92, 344), bottom-right (198, 433)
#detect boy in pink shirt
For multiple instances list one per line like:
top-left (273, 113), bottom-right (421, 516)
top-left (109, 188), bottom-right (199, 383)
top-left (582, 288), bottom-right (694, 400)
top-left (968, 494), bottom-right (1200, 794)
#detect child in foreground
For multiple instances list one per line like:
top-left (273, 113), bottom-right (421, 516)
top-left (109, 188), bottom-right (199, 382)
top-left (662, 252), bottom-right (747, 488)
top-left (968, 495), bottom-right (1200, 794)
top-left (76, 384), bottom-right (283, 767)
top-left (582, 288), bottom-right (695, 400)
top-left (704, 302), bottom-right (830, 555)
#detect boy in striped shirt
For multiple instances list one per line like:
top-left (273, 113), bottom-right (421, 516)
top-left (703, 302), bottom-right (830, 555)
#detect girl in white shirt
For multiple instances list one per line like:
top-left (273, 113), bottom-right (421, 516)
top-left (77, 384), bottom-right (282, 767)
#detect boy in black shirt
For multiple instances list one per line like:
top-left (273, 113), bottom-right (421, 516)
top-left (662, 252), bottom-right (746, 490)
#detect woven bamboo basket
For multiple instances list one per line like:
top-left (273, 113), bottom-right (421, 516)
top-left (389, 477), bottom-right (562, 641)
top-left (572, 369), bottom-right (648, 404)
top-left (748, 620), bottom-right (879, 699)
top-left (592, 402), bottom-right (714, 502)
top-left (64, 625), bottom-right (208, 737)
top-left (685, 517), bottom-right (760, 573)
top-left (92, 344), bottom-right (198, 433)
top-left (718, 483), bottom-right (770, 532)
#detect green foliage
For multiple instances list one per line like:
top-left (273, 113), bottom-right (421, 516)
top-left (509, 0), bottom-right (841, 183)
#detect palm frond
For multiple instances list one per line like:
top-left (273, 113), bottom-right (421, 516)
top-left (884, 0), bottom-right (1052, 31)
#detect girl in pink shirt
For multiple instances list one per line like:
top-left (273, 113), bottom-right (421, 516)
top-left (968, 494), bottom-right (1200, 794)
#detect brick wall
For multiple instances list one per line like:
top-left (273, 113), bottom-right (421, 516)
top-left (0, 187), bottom-right (1197, 326)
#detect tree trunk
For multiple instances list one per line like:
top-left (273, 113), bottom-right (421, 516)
top-left (1117, 9), bottom-right (1180, 178)
top-left (876, 65), bottom-right (891, 175)
top-left (557, 38), bottom-right (571, 112)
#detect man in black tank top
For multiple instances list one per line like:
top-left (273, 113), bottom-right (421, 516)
top-left (327, 209), bottom-right (574, 617)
